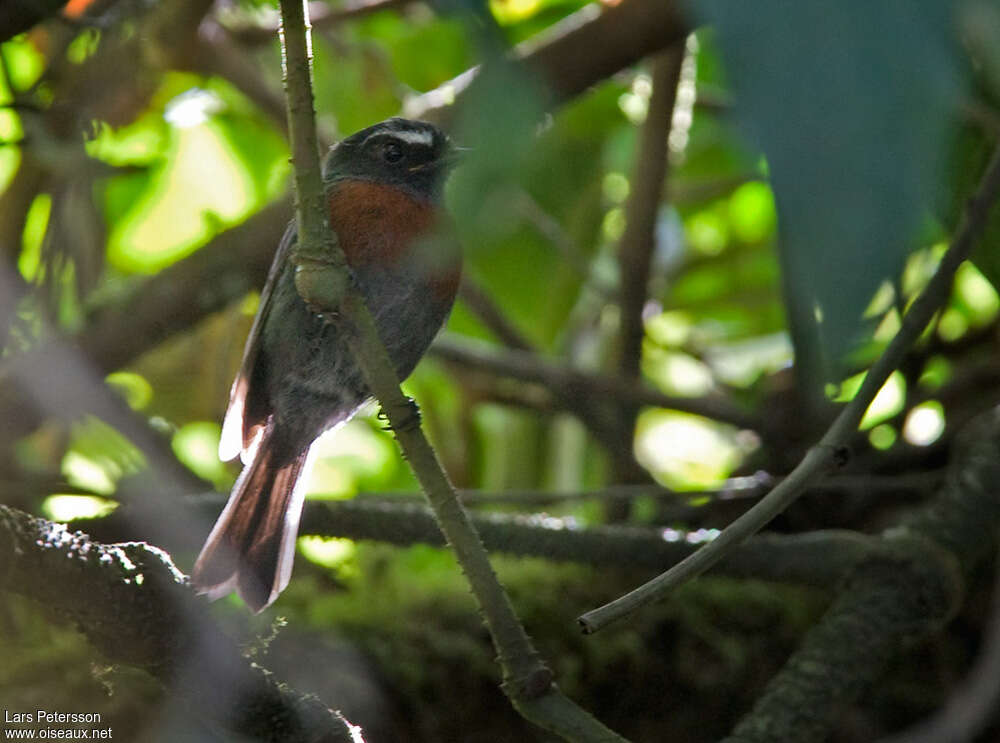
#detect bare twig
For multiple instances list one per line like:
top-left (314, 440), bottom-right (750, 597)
top-left (279, 0), bottom-right (349, 308)
top-left (578, 141), bottom-right (1000, 634)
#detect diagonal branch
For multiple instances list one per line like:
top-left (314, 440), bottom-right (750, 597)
top-left (276, 1), bottom-right (627, 740)
top-left (578, 140), bottom-right (1000, 634)
top-left (405, 0), bottom-right (688, 122)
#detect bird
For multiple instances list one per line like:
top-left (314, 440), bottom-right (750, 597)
top-left (191, 117), bottom-right (461, 612)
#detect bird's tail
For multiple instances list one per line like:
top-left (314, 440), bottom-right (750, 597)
top-left (192, 427), bottom-right (310, 613)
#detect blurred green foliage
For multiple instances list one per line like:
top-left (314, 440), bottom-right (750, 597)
top-left (2, 0), bottom-right (999, 738)
top-left (3, 0), bottom-right (994, 509)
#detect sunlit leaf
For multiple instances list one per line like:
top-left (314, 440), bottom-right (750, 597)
top-left (728, 181), bottom-right (776, 244)
top-left (105, 371), bottom-right (154, 411)
top-left (61, 417), bottom-right (145, 495)
top-left (107, 120), bottom-right (258, 273)
top-left (859, 370), bottom-right (906, 430)
top-left (634, 410), bottom-right (743, 489)
top-left (19, 193), bottom-right (51, 281)
top-left (172, 421), bottom-right (231, 489)
top-left (42, 495), bottom-right (117, 521)
top-left (869, 423), bottom-right (897, 450)
top-left (2, 37), bottom-right (46, 92)
top-left (298, 536), bottom-right (356, 571)
top-left (306, 420), bottom-right (399, 496)
top-left (953, 261), bottom-right (999, 326)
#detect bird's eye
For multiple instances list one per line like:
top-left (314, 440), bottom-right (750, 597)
top-left (382, 141), bottom-right (404, 163)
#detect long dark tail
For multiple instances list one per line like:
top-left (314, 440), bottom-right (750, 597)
top-left (192, 427), bottom-right (309, 613)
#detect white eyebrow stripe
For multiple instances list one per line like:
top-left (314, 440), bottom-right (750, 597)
top-left (388, 129), bottom-right (435, 147)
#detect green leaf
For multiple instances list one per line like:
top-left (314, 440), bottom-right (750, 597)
top-left (697, 1), bottom-right (964, 387)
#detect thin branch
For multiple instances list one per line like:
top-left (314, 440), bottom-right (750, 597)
top-left (617, 48), bottom-right (684, 381)
top-left (290, 499), bottom-right (884, 589)
top-left (451, 470), bottom-right (938, 509)
top-left (276, 2), bottom-right (626, 739)
top-left (279, 0), bottom-right (349, 307)
top-left (0, 504), bottom-right (363, 742)
top-left (608, 46), bottom-right (686, 515)
top-left (578, 140), bottom-right (1000, 634)
top-left (430, 335), bottom-right (761, 431)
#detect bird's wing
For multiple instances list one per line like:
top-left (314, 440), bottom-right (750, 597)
top-left (218, 221), bottom-right (296, 464)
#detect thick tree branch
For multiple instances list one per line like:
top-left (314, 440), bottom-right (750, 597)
top-left (579, 140), bottom-right (1000, 634)
top-left (876, 547), bottom-right (1000, 743)
top-left (81, 200), bottom-right (290, 371)
top-left (0, 504), bottom-right (363, 742)
top-left (276, 2), bottom-right (626, 740)
top-left (405, 0), bottom-right (689, 122)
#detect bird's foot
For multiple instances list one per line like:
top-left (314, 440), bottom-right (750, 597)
top-left (378, 397), bottom-right (422, 432)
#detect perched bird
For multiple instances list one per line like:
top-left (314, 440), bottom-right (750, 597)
top-left (192, 118), bottom-right (461, 612)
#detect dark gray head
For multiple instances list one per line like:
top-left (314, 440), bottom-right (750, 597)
top-left (323, 118), bottom-right (454, 202)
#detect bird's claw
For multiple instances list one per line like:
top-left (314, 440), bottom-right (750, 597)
top-left (378, 398), bottom-right (422, 432)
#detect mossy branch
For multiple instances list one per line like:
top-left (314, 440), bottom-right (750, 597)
top-left (75, 495), bottom-right (879, 589)
top-left (276, 1), bottom-right (627, 739)
top-left (722, 406), bottom-right (1000, 742)
top-left (0, 504), bottom-right (362, 743)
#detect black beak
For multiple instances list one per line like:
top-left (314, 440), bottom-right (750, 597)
top-left (441, 145), bottom-right (469, 170)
